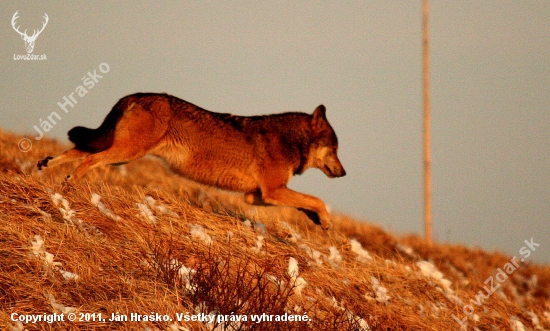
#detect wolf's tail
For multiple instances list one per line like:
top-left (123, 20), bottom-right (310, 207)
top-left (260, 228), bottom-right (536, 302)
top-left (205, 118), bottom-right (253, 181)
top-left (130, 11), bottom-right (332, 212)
top-left (68, 97), bottom-right (128, 153)
top-left (68, 126), bottom-right (114, 153)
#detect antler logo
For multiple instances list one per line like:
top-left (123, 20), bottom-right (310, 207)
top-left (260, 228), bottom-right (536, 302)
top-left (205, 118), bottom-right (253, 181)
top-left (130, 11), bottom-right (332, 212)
top-left (11, 11), bottom-right (49, 54)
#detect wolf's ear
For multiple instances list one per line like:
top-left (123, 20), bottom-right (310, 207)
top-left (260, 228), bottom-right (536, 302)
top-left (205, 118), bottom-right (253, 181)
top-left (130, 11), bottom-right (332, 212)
top-left (311, 105), bottom-right (328, 131)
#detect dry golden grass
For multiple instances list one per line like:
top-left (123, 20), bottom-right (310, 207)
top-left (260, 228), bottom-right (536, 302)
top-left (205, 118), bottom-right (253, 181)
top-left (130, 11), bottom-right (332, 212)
top-left (1, 128), bottom-right (549, 331)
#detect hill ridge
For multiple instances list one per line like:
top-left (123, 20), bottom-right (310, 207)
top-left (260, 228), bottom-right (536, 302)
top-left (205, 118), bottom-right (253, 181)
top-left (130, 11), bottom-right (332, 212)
top-left (1, 129), bottom-right (549, 331)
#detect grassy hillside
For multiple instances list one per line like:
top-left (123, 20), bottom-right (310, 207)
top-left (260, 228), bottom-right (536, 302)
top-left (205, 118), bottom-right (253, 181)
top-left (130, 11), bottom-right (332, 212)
top-left (1, 129), bottom-right (549, 331)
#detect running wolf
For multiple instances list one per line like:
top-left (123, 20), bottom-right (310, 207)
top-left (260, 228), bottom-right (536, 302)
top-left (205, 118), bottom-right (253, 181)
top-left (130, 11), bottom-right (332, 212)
top-left (38, 93), bottom-right (346, 229)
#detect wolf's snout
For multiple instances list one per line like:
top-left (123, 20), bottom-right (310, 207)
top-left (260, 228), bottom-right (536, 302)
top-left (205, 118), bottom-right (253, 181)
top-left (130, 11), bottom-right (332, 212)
top-left (334, 167), bottom-right (346, 177)
top-left (338, 168), bottom-right (346, 177)
top-left (324, 163), bottom-right (346, 178)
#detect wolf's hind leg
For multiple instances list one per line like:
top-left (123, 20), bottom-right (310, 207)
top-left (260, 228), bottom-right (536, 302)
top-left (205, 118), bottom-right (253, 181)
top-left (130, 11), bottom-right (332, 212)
top-left (66, 104), bottom-right (168, 181)
top-left (37, 149), bottom-right (89, 170)
top-left (66, 142), bottom-right (150, 181)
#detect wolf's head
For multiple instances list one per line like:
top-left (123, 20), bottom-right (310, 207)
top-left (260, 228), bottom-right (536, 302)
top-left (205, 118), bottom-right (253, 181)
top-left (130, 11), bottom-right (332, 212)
top-left (308, 105), bottom-right (346, 178)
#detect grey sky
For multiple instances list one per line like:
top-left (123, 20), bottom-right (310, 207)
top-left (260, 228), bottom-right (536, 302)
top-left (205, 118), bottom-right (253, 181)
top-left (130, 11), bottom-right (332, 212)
top-left (1, 2), bottom-right (548, 263)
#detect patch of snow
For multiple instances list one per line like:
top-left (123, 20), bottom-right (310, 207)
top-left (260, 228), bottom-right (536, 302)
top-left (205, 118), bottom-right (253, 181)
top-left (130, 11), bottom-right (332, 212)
top-left (350, 239), bottom-right (372, 263)
top-left (175, 261), bottom-right (197, 294)
top-left (144, 195), bottom-right (179, 218)
top-left (50, 193), bottom-right (78, 225)
top-left (527, 274), bottom-right (538, 291)
top-left (327, 246), bottom-right (342, 267)
top-left (328, 296), bottom-right (343, 311)
top-left (10, 321), bottom-right (27, 331)
top-left (136, 203), bottom-right (157, 224)
top-left (416, 260), bottom-right (462, 306)
top-left (60, 269), bottom-right (79, 281)
top-left (396, 243), bottom-right (415, 258)
top-left (226, 231), bottom-right (234, 243)
top-left (287, 257), bottom-right (306, 295)
top-left (91, 193), bottom-right (121, 221)
top-left (265, 274), bottom-right (286, 290)
top-left (50, 193), bottom-right (100, 234)
top-left (370, 276), bottom-right (390, 305)
top-left (30, 235), bottom-right (79, 281)
top-left (527, 311), bottom-right (543, 330)
top-left (189, 224), bottom-right (212, 246)
top-left (31, 234), bottom-right (45, 256)
top-left (31, 235), bottom-right (61, 269)
top-left (251, 235), bottom-right (265, 254)
top-left (416, 261), bottom-right (444, 281)
top-left (46, 293), bottom-right (76, 314)
top-left (43, 251), bottom-right (62, 269)
top-left (510, 315), bottom-right (526, 331)
top-left (345, 310), bottom-right (370, 331)
top-left (299, 244), bottom-right (324, 266)
top-left (293, 276), bottom-right (307, 296)
top-left (288, 257), bottom-right (300, 278)
top-left (194, 302), bottom-right (217, 330)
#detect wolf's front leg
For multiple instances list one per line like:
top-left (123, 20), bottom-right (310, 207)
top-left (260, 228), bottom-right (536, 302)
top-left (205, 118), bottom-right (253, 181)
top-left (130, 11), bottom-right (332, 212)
top-left (259, 187), bottom-right (332, 230)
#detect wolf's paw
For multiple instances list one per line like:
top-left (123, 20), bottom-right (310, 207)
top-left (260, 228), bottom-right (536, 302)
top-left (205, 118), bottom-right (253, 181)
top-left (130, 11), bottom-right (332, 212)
top-left (319, 217), bottom-right (332, 231)
top-left (297, 208), bottom-right (332, 230)
top-left (37, 156), bottom-right (53, 170)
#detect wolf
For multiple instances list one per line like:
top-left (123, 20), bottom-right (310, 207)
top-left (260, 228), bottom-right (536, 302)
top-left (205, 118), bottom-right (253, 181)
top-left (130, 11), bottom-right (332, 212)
top-left (37, 93), bottom-right (346, 229)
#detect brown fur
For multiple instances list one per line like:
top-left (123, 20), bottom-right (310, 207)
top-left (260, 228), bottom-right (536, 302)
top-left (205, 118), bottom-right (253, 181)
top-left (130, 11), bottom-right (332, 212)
top-left (38, 93), bottom-right (346, 229)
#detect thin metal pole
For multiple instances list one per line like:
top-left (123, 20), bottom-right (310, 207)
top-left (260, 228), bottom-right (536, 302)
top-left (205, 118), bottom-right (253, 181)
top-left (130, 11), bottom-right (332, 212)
top-left (422, 0), bottom-right (432, 245)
